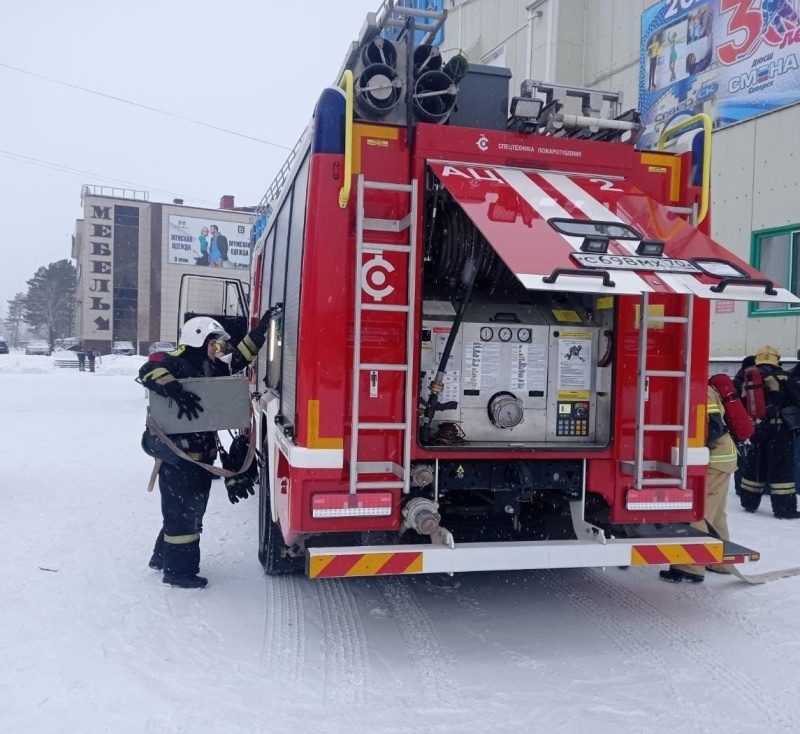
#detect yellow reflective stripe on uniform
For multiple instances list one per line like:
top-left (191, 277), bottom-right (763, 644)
top-left (237, 337), bottom-right (256, 362)
top-left (707, 401), bottom-right (721, 415)
top-left (741, 478), bottom-right (765, 492)
top-left (709, 449), bottom-right (737, 463)
top-left (164, 533), bottom-right (200, 544)
top-left (141, 366), bottom-right (170, 383)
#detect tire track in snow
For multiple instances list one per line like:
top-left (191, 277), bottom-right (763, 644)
top-left (377, 577), bottom-right (456, 701)
top-left (262, 575), bottom-right (305, 685)
top-left (669, 581), bottom-right (770, 643)
top-left (537, 570), bottom-right (687, 733)
top-left (572, 569), bottom-right (800, 732)
top-left (316, 578), bottom-right (370, 706)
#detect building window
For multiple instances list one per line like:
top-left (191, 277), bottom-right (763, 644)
top-left (750, 225), bottom-right (800, 316)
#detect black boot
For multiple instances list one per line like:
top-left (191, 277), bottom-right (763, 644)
top-left (150, 531), bottom-right (165, 570)
top-left (163, 538), bottom-right (201, 579)
top-left (161, 539), bottom-right (207, 587)
top-left (163, 574), bottom-right (208, 589)
top-left (659, 568), bottom-right (704, 583)
top-left (772, 493), bottom-right (800, 519)
top-left (740, 489), bottom-right (762, 513)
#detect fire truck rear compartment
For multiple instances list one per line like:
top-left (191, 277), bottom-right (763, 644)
top-left (419, 186), bottom-right (614, 451)
top-left (427, 459), bottom-right (586, 542)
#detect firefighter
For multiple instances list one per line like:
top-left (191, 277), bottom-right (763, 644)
top-left (659, 383), bottom-right (739, 583)
top-left (732, 355), bottom-right (756, 496)
top-left (789, 351), bottom-right (800, 495)
top-left (740, 345), bottom-right (800, 519)
top-left (139, 312), bottom-right (271, 588)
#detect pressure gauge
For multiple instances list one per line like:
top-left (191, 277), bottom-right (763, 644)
top-left (480, 327), bottom-right (494, 341)
top-left (498, 327), bottom-right (513, 342)
top-left (487, 391), bottom-right (524, 429)
top-left (517, 328), bottom-right (532, 343)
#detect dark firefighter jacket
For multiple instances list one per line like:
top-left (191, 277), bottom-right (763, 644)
top-left (758, 363), bottom-right (800, 422)
top-left (138, 327), bottom-right (265, 455)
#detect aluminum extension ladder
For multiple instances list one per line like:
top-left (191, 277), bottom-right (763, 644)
top-left (621, 292), bottom-right (694, 490)
top-left (349, 174), bottom-right (418, 494)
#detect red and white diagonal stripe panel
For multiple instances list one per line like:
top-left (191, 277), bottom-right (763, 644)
top-left (429, 161), bottom-right (799, 303)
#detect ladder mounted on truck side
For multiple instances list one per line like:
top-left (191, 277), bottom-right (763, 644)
top-left (621, 292), bottom-right (694, 498)
top-left (349, 174), bottom-right (419, 495)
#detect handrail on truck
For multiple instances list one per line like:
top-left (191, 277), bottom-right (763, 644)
top-left (338, 70), bottom-right (354, 209)
top-left (657, 113), bottom-right (712, 226)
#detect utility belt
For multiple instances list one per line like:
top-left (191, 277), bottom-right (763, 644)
top-left (185, 447), bottom-right (218, 463)
top-left (141, 429), bottom-right (217, 465)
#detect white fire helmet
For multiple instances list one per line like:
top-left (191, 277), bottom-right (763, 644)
top-left (179, 317), bottom-right (231, 348)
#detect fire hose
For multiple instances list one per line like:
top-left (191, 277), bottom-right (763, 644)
top-left (145, 414), bottom-right (257, 492)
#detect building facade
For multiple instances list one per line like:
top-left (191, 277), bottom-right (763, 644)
top-left (72, 186), bottom-right (253, 353)
top-left (443, 0), bottom-right (800, 362)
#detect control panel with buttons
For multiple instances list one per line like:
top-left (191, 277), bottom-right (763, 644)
top-left (556, 401), bottom-right (590, 437)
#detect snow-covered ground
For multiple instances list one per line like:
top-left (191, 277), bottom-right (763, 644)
top-left (2, 355), bottom-right (800, 734)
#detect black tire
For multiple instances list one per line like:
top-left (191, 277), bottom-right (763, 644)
top-left (258, 448), bottom-right (304, 575)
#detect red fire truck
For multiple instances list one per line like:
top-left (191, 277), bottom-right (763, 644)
top-left (245, 2), bottom-right (798, 578)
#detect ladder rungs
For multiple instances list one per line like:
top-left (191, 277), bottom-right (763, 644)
top-left (363, 181), bottom-right (413, 192)
top-left (356, 422), bottom-right (407, 430)
top-left (643, 424), bottom-right (685, 432)
top-left (638, 478), bottom-right (685, 487)
top-left (645, 370), bottom-right (687, 378)
top-left (356, 481), bottom-right (405, 490)
top-left (359, 363), bottom-right (409, 371)
top-left (648, 315), bottom-right (688, 323)
top-left (362, 214), bottom-right (412, 233)
top-left (362, 303), bottom-right (410, 312)
top-left (363, 242), bottom-right (412, 253)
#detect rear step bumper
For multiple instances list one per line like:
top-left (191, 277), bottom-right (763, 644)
top-left (307, 536), bottom-right (759, 579)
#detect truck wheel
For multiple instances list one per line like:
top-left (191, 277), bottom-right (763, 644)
top-left (258, 452), bottom-right (304, 575)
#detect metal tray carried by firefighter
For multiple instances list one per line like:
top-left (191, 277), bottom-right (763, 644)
top-left (148, 376), bottom-right (250, 434)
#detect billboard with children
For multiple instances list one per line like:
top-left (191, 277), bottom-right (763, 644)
top-left (167, 216), bottom-right (252, 270)
top-left (639, 0), bottom-right (800, 149)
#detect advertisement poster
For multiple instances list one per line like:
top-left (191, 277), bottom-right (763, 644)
top-left (639, 0), bottom-right (800, 150)
top-left (168, 216), bottom-right (252, 270)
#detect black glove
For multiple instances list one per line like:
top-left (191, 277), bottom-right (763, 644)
top-left (257, 309), bottom-right (272, 336)
top-left (257, 303), bottom-right (283, 335)
top-left (174, 389), bottom-right (204, 421)
top-left (225, 475), bottom-right (255, 503)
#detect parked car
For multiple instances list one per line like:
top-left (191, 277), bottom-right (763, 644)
top-left (148, 341), bottom-right (176, 355)
top-left (26, 339), bottom-right (52, 356)
top-left (0, 338), bottom-right (9, 354)
top-left (111, 341), bottom-right (136, 356)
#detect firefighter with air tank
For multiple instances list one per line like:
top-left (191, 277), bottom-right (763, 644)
top-left (739, 346), bottom-right (800, 519)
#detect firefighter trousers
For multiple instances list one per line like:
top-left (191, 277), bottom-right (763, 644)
top-left (672, 467), bottom-right (732, 579)
top-left (740, 423), bottom-right (798, 516)
top-left (152, 459), bottom-right (212, 579)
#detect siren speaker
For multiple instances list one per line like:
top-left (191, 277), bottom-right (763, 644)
top-left (411, 70), bottom-right (457, 124)
top-left (355, 63), bottom-right (403, 119)
top-left (413, 44), bottom-right (442, 75)
top-left (361, 37), bottom-right (398, 69)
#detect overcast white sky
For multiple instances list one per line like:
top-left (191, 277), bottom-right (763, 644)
top-left (0, 0), bottom-right (379, 309)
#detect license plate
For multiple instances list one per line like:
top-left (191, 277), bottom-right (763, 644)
top-left (571, 253), bottom-right (700, 273)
